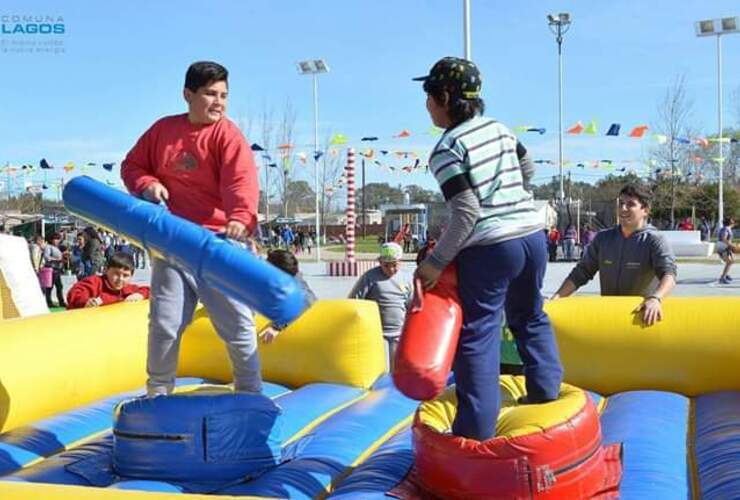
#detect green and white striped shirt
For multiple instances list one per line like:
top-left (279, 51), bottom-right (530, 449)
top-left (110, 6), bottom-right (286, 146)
top-left (429, 115), bottom-right (543, 247)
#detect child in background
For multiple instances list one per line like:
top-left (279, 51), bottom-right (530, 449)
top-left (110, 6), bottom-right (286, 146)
top-left (67, 252), bottom-right (150, 309)
top-left (349, 242), bottom-right (412, 370)
top-left (260, 249), bottom-right (317, 343)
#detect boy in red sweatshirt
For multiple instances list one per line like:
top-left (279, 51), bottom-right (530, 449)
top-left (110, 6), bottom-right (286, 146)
top-left (121, 61), bottom-right (262, 396)
top-left (67, 252), bottom-right (150, 309)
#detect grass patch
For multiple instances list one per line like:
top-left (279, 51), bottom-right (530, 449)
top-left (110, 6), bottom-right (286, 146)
top-left (324, 235), bottom-right (385, 254)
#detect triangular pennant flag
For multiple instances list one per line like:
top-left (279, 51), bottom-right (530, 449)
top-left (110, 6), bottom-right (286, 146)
top-left (277, 143), bottom-right (293, 150)
top-left (695, 137), bottom-right (709, 148)
top-left (628, 125), bottom-right (648, 138)
top-left (330, 134), bottom-right (347, 145)
top-left (566, 121), bottom-right (584, 135)
top-left (394, 129), bottom-right (411, 138)
top-left (606, 124), bottom-right (621, 136)
top-left (360, 136), bottom-right (378, 142)
top-left (653, 134), bottom-right (668, 144)
top-left (297, 152), bottom-right (307, 164)
top-left (584, 120), bottom-right (598, 136)
top-left (361, 149), bottom-right (375, 159)
top-left (102, 162), bottom-right (115, 171)
top-left (527, 127), bottom-right (546, 135)
top-left (250, 143), bottom-right (265, 151)
top-left (40, 158), bottom-right (53, 169)
top-left (512, 125), bottom-right (530, 133)
top-left (380, 150), bottom-right (389, 155)
top-left (313, 151), bottom-right (323, 161)
top-left (63, 161), bottom-right (75, 173)
top-left (329, 148), bottom-right (339, 157)
top-left (708, 137), bottom-right (731, 143)
top-left (675, 137), bottom-right (691, 144)
top-left (86, 162), bottom-right (97, 166)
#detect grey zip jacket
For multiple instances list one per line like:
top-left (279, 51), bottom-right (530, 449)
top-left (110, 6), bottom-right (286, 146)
top-left (567, 224), bottom-right (677, 296)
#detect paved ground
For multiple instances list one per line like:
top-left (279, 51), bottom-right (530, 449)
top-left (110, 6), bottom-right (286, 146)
top-left (60, 257), bottom-right (739, 302)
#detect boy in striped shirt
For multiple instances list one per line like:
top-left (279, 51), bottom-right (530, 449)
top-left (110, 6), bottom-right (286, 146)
top-left (413, 57), bottom-right (562, 441)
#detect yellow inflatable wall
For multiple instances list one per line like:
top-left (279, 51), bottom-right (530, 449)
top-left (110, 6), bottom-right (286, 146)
top-left (545, 296), bottom-right (740, 396)
top-left (0, 299), bottom-right (386, 434)
top-left (0, 301), bottom-right (150, 433)
top-left (179, 299), bottom-right (386, 390)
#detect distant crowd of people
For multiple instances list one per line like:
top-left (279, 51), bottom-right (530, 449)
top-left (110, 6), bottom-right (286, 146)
top-left (28, 226), bottom-right (147, 308)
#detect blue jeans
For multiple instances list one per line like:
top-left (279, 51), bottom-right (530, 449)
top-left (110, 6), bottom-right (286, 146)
top-left (147, 258), bottom-right (261, 395)
top-left (452, 230), bottom-right (563, 440)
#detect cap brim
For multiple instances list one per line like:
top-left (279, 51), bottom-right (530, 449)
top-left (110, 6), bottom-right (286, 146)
top-left (412, 75), bottom-right (429, 81)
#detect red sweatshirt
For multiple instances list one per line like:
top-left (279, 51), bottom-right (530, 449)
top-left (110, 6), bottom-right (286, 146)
top-left (121, 114), bottom-right (259, 232)
top-left (66, 275), bottom-right (150, 310)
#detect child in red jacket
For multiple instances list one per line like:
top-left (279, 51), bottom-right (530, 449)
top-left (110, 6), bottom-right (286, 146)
top-left (66, 252), bottom-right (150, 309)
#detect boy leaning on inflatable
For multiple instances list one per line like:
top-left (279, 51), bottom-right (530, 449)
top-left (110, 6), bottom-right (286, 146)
top-left (551, 183), bottom-right (677, 326)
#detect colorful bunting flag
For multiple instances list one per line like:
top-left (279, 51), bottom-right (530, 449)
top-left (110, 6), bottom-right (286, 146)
top-left (40, 158), bottom-right (53, 169)
top-left (250, 143), bottom-right (265, 151)
top-left (567, 121), bottom-right (584, 135)
top-left (606, 124), bottom-right (621, 136)
top-left (394, 130), bottom-right (411, 138)
top-left (527, 127), bottom-right (547, 135)
top-left (330, 134), bottom-right (347, 145)
top-left (628, 125), bottom-right (648, 138)
top-left (653, 134), bottom-right (668, 144)
top-left (584, 120), bottom-right (598, 136)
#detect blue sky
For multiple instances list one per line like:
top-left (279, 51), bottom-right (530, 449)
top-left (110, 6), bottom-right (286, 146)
top-left (1, 0), bottom-right (739, 199)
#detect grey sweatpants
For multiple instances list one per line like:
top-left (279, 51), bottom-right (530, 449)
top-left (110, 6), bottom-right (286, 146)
top-left (146, 258), bottom-right (262, 396)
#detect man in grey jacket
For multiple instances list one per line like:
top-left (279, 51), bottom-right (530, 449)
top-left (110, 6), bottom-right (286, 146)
top-left (551, 183), bottom-right (676, 326)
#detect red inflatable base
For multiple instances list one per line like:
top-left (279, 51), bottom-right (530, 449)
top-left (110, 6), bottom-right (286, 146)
top-left (411, 393), bottom-right (622, 499)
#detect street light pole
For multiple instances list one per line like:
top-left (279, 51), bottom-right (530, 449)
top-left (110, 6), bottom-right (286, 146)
top-left (716, 33), bottom-right (724, 226)
top-left (463, 0), bottom-right (471, 59)
top-left (312, 72), bottom-right (320, 262)
top-left (297, 59), bottom-right (330, 263)
top-left (695, 16), bottom-right (739, 228)
top-left (548, 13), bottom-right (571, 211)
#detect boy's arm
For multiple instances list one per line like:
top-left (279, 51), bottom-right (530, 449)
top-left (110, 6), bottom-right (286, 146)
top-left (552, 235), bottom-right (601, 299)
top-left (648, 234), bottom-right (677, 296)
top-left (124, 284), bottom-right (150, 300)
top-left (348, 272), bottom-right (371, 299)
top-left (66, 278), bottom-right (97, 309)
top-left (219, 129), bottom-right (259, 233)
top-left (121, 125), bottom-right (161, 196)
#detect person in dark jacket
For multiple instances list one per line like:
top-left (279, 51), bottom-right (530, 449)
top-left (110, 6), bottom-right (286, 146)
top-left (551, 183), bottom-right (677, 326)
top-left (82, 227), bottom-right (105, 277)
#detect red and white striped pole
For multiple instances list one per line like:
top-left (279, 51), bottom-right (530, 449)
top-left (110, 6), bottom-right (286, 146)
top-left (345, 148), bottom-right (356, 264)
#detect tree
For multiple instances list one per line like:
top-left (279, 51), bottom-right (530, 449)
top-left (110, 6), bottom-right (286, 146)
top-left (275, 100), bottom-right (298, 217)
top-left (650, 74), bottom-right (696, 226)
top-left (405, 184), bottom-right (443, 203)
top-left (356, 183), bottom-right (404, 209)
top-left (284, 180), bottom-right (315, 214)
